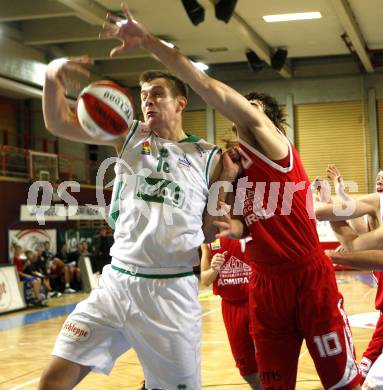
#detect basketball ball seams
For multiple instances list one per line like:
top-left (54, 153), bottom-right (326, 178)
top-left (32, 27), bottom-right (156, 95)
top-left (76, 98), bottom-right (118, 141)
top-left (83, 85), bottom-right (133, 123)
top-left (76, 80), bottom-right (135, 141)
top-left (81, 93), bottom-right (127, 135)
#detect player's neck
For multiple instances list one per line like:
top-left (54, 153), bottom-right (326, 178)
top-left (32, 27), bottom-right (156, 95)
top-left (153, 124), bottom-right (187, 142)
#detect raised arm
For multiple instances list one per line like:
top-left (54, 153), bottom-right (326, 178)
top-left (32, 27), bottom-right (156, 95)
top-left (326, 164), bottom-right (368, 234)
top-left (315, 192), bottom-right (379, 221)
top-left (329, 250), bottom-right (383, 271)
top-left (43, 56), bottom-right (124, 151)
top-left (100, 4), bottom-right (287, 160)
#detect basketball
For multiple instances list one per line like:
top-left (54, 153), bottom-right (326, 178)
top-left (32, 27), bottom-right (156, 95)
top-left (76, 80), bottom-right (134, 140)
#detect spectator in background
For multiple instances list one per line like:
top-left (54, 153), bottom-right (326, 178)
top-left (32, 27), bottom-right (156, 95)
top-left (91, 228), bottom-right (113, 274)
top-left (24, 250), bottom-right (60, 298)
top-left (12, 245), bottom-right (46, 307)
top-left (40, 242), bottom-right (76, 293)
top-left (41, 241), bottom-right (55, 266)
top-left (81, 240), bottom-right (91, 256)
top-left (57, 243), bottom-right (81, 291)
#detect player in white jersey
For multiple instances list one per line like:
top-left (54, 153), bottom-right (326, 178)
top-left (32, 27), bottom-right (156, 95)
top-left (39, 60), bottom-right (239, 388)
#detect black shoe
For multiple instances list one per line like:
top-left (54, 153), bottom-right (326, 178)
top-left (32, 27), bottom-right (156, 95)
top-left (34, 299), bottom-right (48, 307)
top-left (140, 381), bottom-right (162, 390)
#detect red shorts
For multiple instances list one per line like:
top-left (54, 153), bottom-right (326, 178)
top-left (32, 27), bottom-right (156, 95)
top-left (361, 311), bottom-right (383, 380)
top-left (248, 249), bottom-right (360, 390)
top-left (221, 299), bottom-right (257, 376)
top-left (51, 265), bottom-right (65, 276)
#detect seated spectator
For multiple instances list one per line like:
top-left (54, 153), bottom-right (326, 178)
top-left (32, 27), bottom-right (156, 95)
top-left (24, 250), bottom-right (61, 299)
top-left (40, 241), bottom-right (76, 293)
top-left (12, 245), bottom-right (47, 307)
top-left (91, 228), bottom-right (113, 274)
top-left (56, 243), bottom-right (81, 291)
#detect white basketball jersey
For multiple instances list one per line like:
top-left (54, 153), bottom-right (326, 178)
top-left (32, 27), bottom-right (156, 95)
top-left (109, 120), bottom-right (219, 270)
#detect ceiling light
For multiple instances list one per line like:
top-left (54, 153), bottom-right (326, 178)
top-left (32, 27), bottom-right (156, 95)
top-left (191, 61), bottom-right (209, 71)
top-left (160, 40), bottom-right (175, 48)
top-left (263, 12), bottom-right (322, 23)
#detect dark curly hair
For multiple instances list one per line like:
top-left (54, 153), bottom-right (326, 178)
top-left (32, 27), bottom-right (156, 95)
top-left (244, 92), bottom-right (286, 134)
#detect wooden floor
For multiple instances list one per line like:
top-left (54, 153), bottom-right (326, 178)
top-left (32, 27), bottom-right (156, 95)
top-left (0, 271), bottom-right (377, 390)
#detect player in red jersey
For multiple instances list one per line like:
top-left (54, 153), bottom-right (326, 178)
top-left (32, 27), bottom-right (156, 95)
top-left (101, 4), bottom-right (361, 388)
top-left (201, 237), bottom-right (261, 389)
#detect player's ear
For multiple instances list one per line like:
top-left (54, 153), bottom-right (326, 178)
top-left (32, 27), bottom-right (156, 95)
top-left (177, 96), bottom-right (187, 112)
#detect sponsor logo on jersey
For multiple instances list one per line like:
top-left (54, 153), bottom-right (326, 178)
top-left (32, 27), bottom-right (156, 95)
top-left (218, 256), bottom-right (252, 284)
top-left (141, 141), bottom-right (151, 155)
top-left (260, 370), bottom-right (282, 384)
top-left (194, 143), bottom-right (206, 157)
top-left (217, 277), bottom-right (249, 286)
top-left (61, 319), bottom-right (91, 342)
top-left (159, 147), bottom-right (169, 158)
top-left (177, 154), bottom-right (191, 168)
top-left (210, 239), bottom-right (221, 250)
top-left (134, 175), bottom-right (185, 208)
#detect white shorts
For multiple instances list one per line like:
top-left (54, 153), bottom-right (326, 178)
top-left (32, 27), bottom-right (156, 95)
top-left (53, 264), bottom-right (202, 389)
top-left (363, 352), bottom-right (383, 389)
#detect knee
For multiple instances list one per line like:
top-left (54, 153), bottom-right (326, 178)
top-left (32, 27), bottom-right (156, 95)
top-left (39, 363), bottom-right (71, 390)
top-left (39, 368), bottom-right (62, 390)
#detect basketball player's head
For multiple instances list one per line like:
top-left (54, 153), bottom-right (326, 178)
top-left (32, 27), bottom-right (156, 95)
top-left (376, 170), bottom-right (383, 193)
top-left (244, 92), bottom-right (286, 135)
top-left (139, 70), bottom-right (188, 130)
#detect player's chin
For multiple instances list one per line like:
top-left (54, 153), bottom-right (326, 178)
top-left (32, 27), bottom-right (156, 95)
top-left (146, 117), bottom-right (163, 131)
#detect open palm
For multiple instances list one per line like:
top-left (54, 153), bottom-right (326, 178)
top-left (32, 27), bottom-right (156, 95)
top-left (100, 3), bottom-right (148, 57)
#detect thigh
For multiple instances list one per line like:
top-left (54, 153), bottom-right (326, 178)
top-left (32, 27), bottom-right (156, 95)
top-left (53, 268), bottom-right (131, 375)
top-left (249, 272), bottom-right (302, 390)
top-left (127, 275), bottom-right (202, 390)
top-left (221, 300), bottom-right (257, 376)
top-left (301, 257), bottom-right (360, 389)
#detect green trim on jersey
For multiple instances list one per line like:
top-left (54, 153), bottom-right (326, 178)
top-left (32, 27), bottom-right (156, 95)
top-left (179, 133), bottom-right (200, 143)
top-left (119, 120), bottom-right (139, 157)
top-left (109, 180), bottom-right (124, 225)
top-left (205, 146), bottom-right (220, 185)
top-left (112, 265), bottom-right (194, 279)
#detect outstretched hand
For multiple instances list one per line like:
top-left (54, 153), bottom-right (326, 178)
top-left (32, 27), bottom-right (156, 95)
top-left (45, 56), bottom-right (92, 91)
top-left (327, 164), bottom-right (347, 198)
top-left (99, 2), bottom-right (149, 57)
top-left (212, 201), bottom-right (239, 239)
top-left (327, 164), bottom-right (342, 183)
top-left (311, 176), bottom-right (332, 204)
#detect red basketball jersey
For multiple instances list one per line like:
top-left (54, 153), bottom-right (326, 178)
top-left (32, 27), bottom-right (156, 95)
top-left (239, 136), bottom-right (320, 266)
top-left (373, 271), bottom-right (383, 310)
top-left (209, 237), bottom-right (252, 301)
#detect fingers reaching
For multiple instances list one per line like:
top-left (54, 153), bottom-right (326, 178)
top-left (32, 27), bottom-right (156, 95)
top-left (121, 2), bottom-right (134, 21)
top-left (312, 177), bottom-right (332, 203)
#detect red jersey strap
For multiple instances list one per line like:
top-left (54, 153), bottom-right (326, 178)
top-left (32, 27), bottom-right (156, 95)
top-left (238, 132), bottom-right (293, 172)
